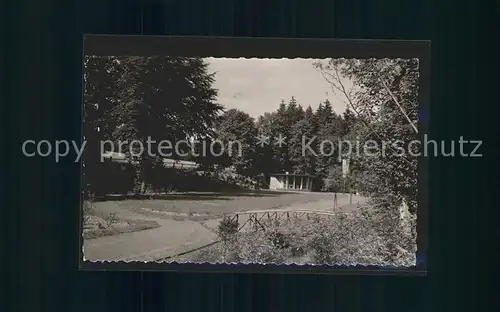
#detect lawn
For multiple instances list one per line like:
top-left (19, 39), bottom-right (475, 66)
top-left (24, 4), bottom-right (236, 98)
top-left (83, 200), bottom-right (161, 240)
top-left (97, 191), bottom-right (340, 221)
top-left (83, 214), bottom-right (161, 240)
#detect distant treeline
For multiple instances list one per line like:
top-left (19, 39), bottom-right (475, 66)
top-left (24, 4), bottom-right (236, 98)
top-left (209, 97), bottom-right (358, 192)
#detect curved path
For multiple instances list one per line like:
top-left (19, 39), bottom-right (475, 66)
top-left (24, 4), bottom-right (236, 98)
top-left (83, 207), bottom-right (218, 262)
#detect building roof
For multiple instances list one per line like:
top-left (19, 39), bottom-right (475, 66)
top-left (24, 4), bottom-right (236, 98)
top-left (101, 152), bottom-right (199, 169)
top-left (269, 173), bottom-right (315, 178)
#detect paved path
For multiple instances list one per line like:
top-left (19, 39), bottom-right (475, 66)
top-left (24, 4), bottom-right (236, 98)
top-left (83, 193), bottom-right (367, 262)
top-left (83, 203), bottom-right (218, 262)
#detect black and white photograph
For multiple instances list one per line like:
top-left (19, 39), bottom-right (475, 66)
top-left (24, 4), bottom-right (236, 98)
top-left (81, 37), bottom-right (428, 272)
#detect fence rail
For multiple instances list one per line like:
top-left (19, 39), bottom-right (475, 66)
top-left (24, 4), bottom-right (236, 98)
top-left (230, 209), bottom-right (337, 231)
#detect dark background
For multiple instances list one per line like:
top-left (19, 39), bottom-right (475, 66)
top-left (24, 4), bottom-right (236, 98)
top-left (3, 0), bottom-right (492, 311)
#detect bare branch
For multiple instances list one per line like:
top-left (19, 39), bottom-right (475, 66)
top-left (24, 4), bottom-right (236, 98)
top-left (379, 78), bottom-right (418, 134)
top-left (317, 64), bottom-right (414, 165)
top-left (319, 70), bottom-right (351, 108)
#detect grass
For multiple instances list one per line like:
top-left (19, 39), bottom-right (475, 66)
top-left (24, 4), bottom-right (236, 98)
top-left (83, 218), bottom-right (161, 240)
top-left (101, 191), bottom-right (345, 221)
top-left (83, 200), bottom-right (161, 240)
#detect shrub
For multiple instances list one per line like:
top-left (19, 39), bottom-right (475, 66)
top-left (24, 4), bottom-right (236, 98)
top-left (266, 231), bottom-right (291, 249)
top-left (189, 202), bottom-right (416, 267)
top-left (82, 198), bottom-right (95, 228)
top-left (103, 212), bottom-right (119, 228)
top-left (216, 216), bottom-right (239, 240)
top-left (238, 230), bottom-right (289, 264)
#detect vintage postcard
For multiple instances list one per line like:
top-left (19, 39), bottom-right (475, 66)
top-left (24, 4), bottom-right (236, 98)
top-left (80, 35), bottom-right (429, 274)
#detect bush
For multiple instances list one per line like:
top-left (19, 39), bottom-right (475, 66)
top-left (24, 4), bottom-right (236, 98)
top-left (238, 231), bottom-right (289, 264)
top-left (216, 216), bottom-right (239, 240)
top-left (267, 231), bottom-right (291, 249)
top-left (83, 198), bottom-right (95, 228)
top-left (103, 212), bottom-right (119, 228)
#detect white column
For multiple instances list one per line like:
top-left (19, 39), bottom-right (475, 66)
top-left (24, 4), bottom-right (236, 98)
top-left (300, 176), bottom-right (304, 190)
top-left (292, 176), bottom-right (296, 189)
top-left (285, 175), bottom-right (288, 189)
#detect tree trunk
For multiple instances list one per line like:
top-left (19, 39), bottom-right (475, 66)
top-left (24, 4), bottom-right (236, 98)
top-left (134, 164), bottom-right (146, 195)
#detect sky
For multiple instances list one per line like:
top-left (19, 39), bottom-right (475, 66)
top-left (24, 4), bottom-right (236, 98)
top-left (205, 57), bottom-right (350, 119)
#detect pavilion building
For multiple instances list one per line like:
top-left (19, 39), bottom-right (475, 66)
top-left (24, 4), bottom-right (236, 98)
top-left (268, 172), bottom-right (315, 192)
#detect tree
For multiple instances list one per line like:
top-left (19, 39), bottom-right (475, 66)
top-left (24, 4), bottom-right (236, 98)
top-left (84, 56), bottom-right (223, 194)
top-left (315, 99), bottom-right (334, 125)
top-left (271, 100), bottom-right (291, 172)
top-left (289, 105), bottom-right (317, 175)
top-left (313, 100), bottom-right (344, 189)
top-left (315, 58), bottom-right (420, 214)
top-left (189, 136), bottom-right (232, 172)
top-left (254, 112), bottom-right (278, 183)
top-left (117, 57), bottom-right (223, 193)
top-left (286, 96), bottom-right (305, 124)
top-left (83, 56), bottom-right (124, 196)
top-left (323, 166), bottom-right (343, 192)
top-left (341, 108), bottom-right (357, 137)
top-left (269, 96), bottom-right (306, 173)
top-left (216, 109), bottom-right (258, 176)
